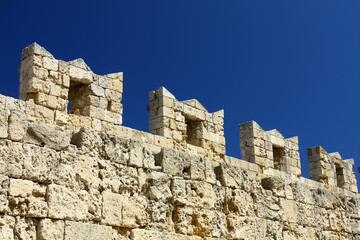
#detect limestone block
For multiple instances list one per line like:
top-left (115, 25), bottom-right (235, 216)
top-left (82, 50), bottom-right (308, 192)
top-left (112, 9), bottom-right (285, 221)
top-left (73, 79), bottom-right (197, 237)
top-left (147, 171), bottom-right (172, 201)
top-left (226, 188), bottom-right (255, 216)
top-left (22, 144), bottom-right (60, 182)
top-left (69, 65), bottom-right (93, 84)
top-left (280, 199), bottom-right (298, 223)
top-left (9, 179), bottom-right (33, 198)
top-left (0, 140), bottom-right (24, 178)
top-left (172, 206), bottom-right (194, 235)
top-left (71, 126), bottom-right (102, 149)
top-left (14, 216), bottom-right (36, 240)
top-left (83, 106), bottom-right (105, 120)
top-left (214, 163), bottom-right (248, 189)
top-left (24, 122), bottom-right (70, 150)
top-left (20, 55), bottom-right (42, 72)
top-left (261, 176), bottom-right (285, 197)
top-left (97, 75), bottom-right (113, 89)
top-left (0, 215), bottom-right (15, 240)
top-left (98, 160), bottom-right (139, 195)
top-left (64, 221), bottom-right (118, 240)
top-left (159, 106), bottom-right (175, 118)
top-left (89, 83), bottom-right (105, 97)
top-left (54, 110), bottom-right (68, 126)
top-left (107, 101), bottom-right (122, 114)
top-left (292, 182), bottom-right (314, 204)
top-left (101, 191), bottom-right (147, 227)
top-left (253, 192), bottom-right (281, 220)
top-left (21, 42), bottom-right (53, 59)
top-left (0, 175), bottom-right (9, 213)
top-left (226, 216), bottom-right (267, 239)
top-left (33, 104), bottom-right (54, 123)
top-left (61, 74), bottom-right (70, 87)
top-left (186, 181), bottom-right (215, 210)
top-left (58, 60), bottom-right (69, 74)
top-left (157, 148), bottom-right (191, 177)
top-left (31, 66), bottom-right (49, 80)
top-left (43, 56), bottom-right (59, 71)
top-left (189, 156), bottom-right (206, 181)
top-left (105, 111), bottom-right (122, 125)
top-left (8, 110), bottom-right (27, 141)
top-left (47, 184), bottom-right (88, 220)
top-left (190, 209), bottom-right (215, 237)
top-left (37, 219), bottom-right (64, 240)
top-left (0, 108), bottom-right (8, 139)
top-left (35, 92), bottom-right (58, 109)
top-left (105, 89), bottom-right (122, 102)
top-left (130, 229), bottom-right (203, 240)
top-left (312, 188), bottom-right (342, 210)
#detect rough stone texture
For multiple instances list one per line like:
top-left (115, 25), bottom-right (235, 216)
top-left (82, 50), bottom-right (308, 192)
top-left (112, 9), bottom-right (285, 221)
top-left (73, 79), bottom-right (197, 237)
top-left (0, 43), bottom-right (358, 239)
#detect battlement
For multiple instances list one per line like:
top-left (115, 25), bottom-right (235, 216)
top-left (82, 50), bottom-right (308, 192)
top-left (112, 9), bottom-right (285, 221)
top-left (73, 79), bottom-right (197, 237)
top-left (19, 43), bottom-right (123, 131)
top-left (0, 43), bottom-right (359, 239)
top-left (15, 43), bottom-right (359, 196)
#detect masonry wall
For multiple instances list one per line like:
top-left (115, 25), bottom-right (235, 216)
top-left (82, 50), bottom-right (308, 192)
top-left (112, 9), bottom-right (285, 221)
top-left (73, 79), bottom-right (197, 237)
top-left (0, 43), bottom-right (359, 240)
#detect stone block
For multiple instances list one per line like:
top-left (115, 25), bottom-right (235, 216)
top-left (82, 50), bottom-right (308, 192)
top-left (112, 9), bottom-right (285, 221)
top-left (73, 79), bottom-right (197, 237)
top-left (0, 175), bottom-right (9, 213)
top-left (0, 108), bottom-right (8, 139)
top-left (280, 199), bottom-right (298, 223)
top-left (54, 110), bottom-right (68, 126)
top-left (64, 221), bottom-right (117, 240)
top-left (35, 92), bottom-right (58, 109)
top-left (37, 219), bottom-right (64, 240)
top-left (131, 229), bottom-right (203, 240)
top-left (47, 184), bottom-right (88, 220)
top-left (0, 140), bottom-right (24, 178)
top-left (0, 215), bottom-right (15, 240)
top-left (101, 191), bottom-right (147, 227)
top-left (98, 75), bottom-right (113, 89)
top-left (14, 217), bottom-right (37, 240)
top-left (69, 65), bottom-right (93, 84)
top-left (89, 83), bottom-right (105, 97)
top-left (43, 56), bottom-right (59, 71)
top-left (83, 106), bottom-right (105, 120)
top-left (105, 89), bottom-right (122, 102)
top-left (8, 110), bottom-right (27, 141)
top-left (156, 148), bottom-right (191, 177)
top-left (226, 216), bottom-right (267, 239)
top-left (24, 121), bottom-right (70, 150)
top-left (9, 179), bottom-right (33, 198)
top-left (112, 79), bottom-right (123, 92)
top-left (21, 42), bottom-right (53, 59)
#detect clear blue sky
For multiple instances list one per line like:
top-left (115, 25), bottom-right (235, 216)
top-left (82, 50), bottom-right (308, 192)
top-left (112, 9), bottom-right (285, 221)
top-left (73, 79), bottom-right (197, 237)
top-left (1, 1), bottom-right (360, 184)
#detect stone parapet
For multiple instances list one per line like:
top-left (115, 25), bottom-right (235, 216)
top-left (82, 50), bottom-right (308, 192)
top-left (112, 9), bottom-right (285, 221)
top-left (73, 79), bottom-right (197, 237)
top-left (0, 43), bottom-right (358, 239)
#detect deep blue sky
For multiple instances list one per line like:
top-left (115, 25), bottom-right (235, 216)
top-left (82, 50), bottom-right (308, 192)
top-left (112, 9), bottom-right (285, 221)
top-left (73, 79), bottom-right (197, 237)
top-left (1, 1), bottom-right (360, 184)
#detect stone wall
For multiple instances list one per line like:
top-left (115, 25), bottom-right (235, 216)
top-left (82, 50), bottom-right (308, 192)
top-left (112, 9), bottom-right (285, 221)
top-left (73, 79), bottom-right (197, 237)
top-left (0, 43), bottom-right (359, 239)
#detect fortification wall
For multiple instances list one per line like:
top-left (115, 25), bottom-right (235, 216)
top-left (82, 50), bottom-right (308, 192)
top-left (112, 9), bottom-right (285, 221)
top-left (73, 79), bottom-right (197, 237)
top-left (0, 43), bottom-right (359, 239)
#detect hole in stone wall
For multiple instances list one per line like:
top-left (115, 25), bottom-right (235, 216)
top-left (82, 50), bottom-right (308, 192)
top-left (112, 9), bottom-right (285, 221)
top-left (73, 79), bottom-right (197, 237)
top-left (185, 116), bottom-right (203, 147)
top-left (107, 101), bottom-right (112, 111)
top-left (272, 145), bottom-right (285, 171)
top-left (68, 81), bottom-right (88, 115)
top-left (335, 163), bottom-right (345, 188)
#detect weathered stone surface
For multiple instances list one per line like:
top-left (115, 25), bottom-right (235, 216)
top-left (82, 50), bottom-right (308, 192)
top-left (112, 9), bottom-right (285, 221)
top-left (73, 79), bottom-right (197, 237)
top-left (14, 216), bottom-right (36, 240)
top-left (9, 179), bottom-right (33, 198)
top-left (69, 65), bottom-right (93, 84)
top-left (37, 219), bottom-right (64, 240)
top-left (131, 229), bottom-right (203, 240)
top-left (0, 108), bottom-right (8, 139)
top-left (47, 184), bottom-right (88, 220)
top-left (64, 221), bottom-right (118, 240)
top-left (8, 110), bottom-right (27, 141)
top-left (0, 214), bottom-right (14, 240)
top-left (24, 122), bottom-right (70, 150)
top-left (102, 191), bottom-right (147, 228)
